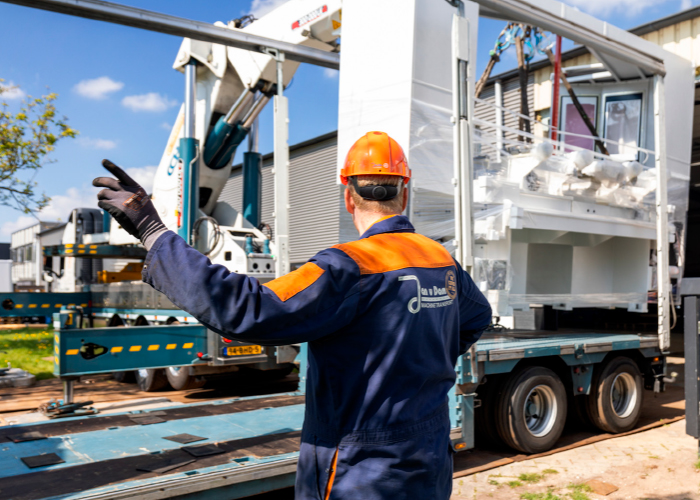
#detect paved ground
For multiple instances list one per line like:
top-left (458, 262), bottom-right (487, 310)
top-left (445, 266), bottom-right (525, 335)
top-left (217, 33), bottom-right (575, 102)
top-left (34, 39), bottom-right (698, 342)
top-left (452, 415), bottom-right (698, 500)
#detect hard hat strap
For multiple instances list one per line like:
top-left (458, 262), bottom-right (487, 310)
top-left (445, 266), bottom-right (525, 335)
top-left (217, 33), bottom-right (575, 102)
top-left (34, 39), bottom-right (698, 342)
top-left (348, 176), bottom-right (399, 201)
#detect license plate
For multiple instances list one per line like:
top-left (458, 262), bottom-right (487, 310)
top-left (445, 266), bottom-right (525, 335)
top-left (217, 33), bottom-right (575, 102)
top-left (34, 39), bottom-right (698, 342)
top-left (223, 345), bottom-right (263, 357)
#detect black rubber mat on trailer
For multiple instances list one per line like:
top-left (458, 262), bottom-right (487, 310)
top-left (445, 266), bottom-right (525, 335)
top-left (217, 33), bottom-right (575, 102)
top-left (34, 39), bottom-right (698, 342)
top-left (1, 394), bottom-right (304, 443)
top-left (0, 430), bottom-right (302, 500)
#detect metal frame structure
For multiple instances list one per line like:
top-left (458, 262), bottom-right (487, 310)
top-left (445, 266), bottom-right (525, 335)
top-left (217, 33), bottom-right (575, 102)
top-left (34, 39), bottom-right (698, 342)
top-left (458, 0), bottom-right (674, 351)
top-left (0, 0), bottom-right (339, 69)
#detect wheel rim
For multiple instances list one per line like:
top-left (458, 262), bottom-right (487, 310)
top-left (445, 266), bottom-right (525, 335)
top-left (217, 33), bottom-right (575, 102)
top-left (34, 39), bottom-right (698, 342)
top-left (137, 369), bottom-right (149, 380)
top-left (168, 367), bottom-right (181, 377)
top-left (611, 372), bottom-right (637, 418)
top-left (523, 384), bottom-right (558, 438)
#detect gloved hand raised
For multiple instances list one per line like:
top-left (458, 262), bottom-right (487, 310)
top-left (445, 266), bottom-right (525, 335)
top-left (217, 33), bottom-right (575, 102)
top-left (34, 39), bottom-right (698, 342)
top-left (93, 159), bottom-right (168, 251)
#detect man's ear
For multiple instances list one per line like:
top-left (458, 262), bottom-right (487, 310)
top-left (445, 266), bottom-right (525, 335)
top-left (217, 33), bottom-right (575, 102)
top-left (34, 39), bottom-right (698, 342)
top-left (401, 184), bottom-right (409, 212)
top-left (344, 187), bottom-right (355, 215)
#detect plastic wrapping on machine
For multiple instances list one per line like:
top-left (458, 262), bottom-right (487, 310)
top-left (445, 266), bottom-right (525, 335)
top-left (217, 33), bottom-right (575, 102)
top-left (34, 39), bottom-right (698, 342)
top-left (473, 258), bottom-right (510, 292)
top-left (407, 99), bottom-right (456, 242)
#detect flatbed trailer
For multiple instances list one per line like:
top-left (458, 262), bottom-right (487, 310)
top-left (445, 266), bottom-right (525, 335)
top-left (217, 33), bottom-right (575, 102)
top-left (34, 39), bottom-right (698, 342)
top-left (0, 327), bottom-right (664, 500)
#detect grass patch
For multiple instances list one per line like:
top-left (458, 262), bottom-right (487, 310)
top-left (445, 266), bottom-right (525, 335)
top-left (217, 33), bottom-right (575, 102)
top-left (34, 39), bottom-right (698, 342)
top-left (0, 327), bottom-right (55, 380)
top-left (520, 491), bottom-right (563, 500)
top-left (542, 469), bottom-right (559, 475)
top-left (507, 480), bottom-right (523, 488)
top-left (694, 459), bottom-right (700, 470)
top-left (488, 479), bottom-right (500, 486)
top-left (567, 483), bottom-right (593, 500)
top-left (519, 473), bottom-right (545, 483)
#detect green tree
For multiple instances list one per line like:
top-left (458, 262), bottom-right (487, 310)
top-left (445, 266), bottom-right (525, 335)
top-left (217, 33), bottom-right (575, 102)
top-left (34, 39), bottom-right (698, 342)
top-left (0, 80), bottom-right (78, 213)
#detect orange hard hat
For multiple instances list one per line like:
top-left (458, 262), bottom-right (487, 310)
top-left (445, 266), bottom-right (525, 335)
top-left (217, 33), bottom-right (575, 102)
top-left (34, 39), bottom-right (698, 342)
top-left (340, 131), bottom-right (411, 185)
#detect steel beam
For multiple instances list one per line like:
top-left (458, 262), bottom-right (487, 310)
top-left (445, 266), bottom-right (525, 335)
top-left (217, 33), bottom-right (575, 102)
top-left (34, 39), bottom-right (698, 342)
top-left (0, 0), bottom-right (340, 69)
top-left (469, 0), bottom-right (665, 76)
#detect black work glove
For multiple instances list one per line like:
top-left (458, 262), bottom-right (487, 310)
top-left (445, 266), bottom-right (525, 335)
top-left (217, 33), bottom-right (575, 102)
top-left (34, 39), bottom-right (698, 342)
top-left (93, 159), bottom-right (167, 251)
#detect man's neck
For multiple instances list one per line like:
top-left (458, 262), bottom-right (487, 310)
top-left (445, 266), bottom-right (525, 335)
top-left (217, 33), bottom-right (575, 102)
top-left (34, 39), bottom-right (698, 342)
top-left (353, 212), bottom-right (399, 236)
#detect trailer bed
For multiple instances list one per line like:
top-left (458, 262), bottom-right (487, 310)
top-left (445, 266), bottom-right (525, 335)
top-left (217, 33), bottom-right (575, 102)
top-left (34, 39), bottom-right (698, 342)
top-left (0, 331), bottom-right (662, 499)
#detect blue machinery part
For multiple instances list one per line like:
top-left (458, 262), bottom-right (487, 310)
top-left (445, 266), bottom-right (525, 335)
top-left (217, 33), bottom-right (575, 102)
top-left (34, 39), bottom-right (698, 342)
top-left (177, 136), bottom-right (200, 244)
top-left (243, 152), bottom-right (263, 227)
top-left (204, 122), bottom-right (250, 170)
top-left (203, 92), bottom-right (271, 170)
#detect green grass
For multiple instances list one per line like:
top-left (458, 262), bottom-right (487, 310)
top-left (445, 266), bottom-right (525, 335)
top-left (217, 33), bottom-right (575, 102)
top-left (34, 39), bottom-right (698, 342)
top-left (542, 469), bottom-right (559, 475)
top-left (0, 327), bottom-right (55, 380)
top-left (519, 473), bottom-right (545, 483)
top-left (567, 483), bottom-right (593, 500)
top-left (520, 491), bottom-right (563, 500)
top-left (694, 459), bottom-right (700, 470)
top-left (507, 480), bottom-right (523, 488)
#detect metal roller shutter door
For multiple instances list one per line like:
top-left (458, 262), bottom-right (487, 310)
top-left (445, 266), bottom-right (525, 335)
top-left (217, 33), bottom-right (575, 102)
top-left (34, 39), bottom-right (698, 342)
top-left (288, 139), bottom-right (340, 264)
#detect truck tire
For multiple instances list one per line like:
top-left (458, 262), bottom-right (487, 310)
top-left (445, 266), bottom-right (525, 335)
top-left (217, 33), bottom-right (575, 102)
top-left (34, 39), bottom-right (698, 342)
top-left (166, 366), bottom-right (206, 391)
top-left (113, 371), bottom-right (136, 383)
top-left (474, 376), bottom-right (504, 447)
top-left (135, 368), bottom-right (169, 392)
top-left (584, 356), bottom-right (643, 433)
top-left (495, 366), bottom-right (567, 453)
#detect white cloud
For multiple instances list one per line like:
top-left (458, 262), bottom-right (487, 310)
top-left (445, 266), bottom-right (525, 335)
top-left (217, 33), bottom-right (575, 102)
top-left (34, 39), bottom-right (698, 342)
top-left (0, 166), bottom-right (159, 238)
top-left (250, 0), bottom-right (289, 18)
top-left (122, 93), bottom-right (177, 113)
top-left (161, 122), bottom-right (172, 131)
top-left (323, 68), bottom-right (339, 79)
top-left (78, 137), bottom-right (117, 150)
top-left (0, 186), bottom-right (100, 239)
top-left (682, 0), bottom-right (692, 9)
top-left (1, 215), bottom-right (37, 238)
top-left (124, 165), bottom-right (158, 193)
top-left (73, 76), bottom-right (124, 100)
top-left (0, 81), bottom-right (26, 100)
top-left (562, 0), bottom-right (675, 16)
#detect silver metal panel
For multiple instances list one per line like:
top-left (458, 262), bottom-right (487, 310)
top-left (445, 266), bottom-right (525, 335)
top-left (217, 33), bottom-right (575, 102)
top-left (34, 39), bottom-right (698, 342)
top-left (1, 0), bottom-right (340, 69)
top-left (640, 337), bottom-right (660, 349)
top-left (583, 342), bottom-right (613, 353)
top-left (680, 277), bottom-right (700, 296)
top-left (488, 349), bottom-right (525, 361)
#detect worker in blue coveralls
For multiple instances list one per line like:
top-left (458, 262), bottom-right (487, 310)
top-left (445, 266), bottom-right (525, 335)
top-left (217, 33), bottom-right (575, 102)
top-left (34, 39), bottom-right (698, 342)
top-left (93, 131), bottom-right (492, 500)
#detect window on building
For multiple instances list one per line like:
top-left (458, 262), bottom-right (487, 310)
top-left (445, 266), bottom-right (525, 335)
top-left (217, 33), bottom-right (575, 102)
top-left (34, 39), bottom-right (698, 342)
top-left (603, 93), bottom-right (643, 161)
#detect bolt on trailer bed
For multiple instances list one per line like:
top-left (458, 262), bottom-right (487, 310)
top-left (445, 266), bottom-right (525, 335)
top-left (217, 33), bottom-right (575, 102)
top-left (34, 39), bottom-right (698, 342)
top-left (0, 0), bottom-right (694, 496)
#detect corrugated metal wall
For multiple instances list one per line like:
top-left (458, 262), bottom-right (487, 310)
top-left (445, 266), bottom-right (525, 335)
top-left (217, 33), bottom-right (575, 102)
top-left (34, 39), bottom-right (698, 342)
top-left (288, 139), bottom-right (339, 263)
top-left (222, 135), bottom-right (341, 266)
top-left (474, 74), bottom-right (535, 157)
top-left (218, 171), bottom-right (243, 213)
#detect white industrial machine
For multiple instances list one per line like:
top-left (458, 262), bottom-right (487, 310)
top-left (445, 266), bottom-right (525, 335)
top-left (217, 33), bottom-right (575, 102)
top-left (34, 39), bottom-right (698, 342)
top-left (339, 0), bottom-right (693, 342)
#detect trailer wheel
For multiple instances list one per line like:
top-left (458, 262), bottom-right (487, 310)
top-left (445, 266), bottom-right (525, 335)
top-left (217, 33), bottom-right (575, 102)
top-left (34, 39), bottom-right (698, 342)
top-left (113, 371), bottom-right (136, 383)
top-left (495, 366), bottom-right (567, 453)
top-left (584, 357), bottom-right (643, 433)
top-left (135, 368), bottom-right (169, 392)
top-left (474, 377), bottom-right (505, 447)
top-left (166, 366), bottom-right (206, 390)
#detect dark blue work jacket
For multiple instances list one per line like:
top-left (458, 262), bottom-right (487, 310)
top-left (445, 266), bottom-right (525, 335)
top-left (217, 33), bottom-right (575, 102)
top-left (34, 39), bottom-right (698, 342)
top-left (142, 215), bottom-right (492, 500)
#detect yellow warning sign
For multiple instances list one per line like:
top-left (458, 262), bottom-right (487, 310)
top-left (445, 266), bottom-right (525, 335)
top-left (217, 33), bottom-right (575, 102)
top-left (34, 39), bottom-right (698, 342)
top-left (332, 20), bottom-right (341, 30)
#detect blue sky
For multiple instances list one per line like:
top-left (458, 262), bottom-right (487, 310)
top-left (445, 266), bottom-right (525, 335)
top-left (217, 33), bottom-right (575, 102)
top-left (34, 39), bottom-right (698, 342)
top-left (0, 0), bottom-right (697, 241)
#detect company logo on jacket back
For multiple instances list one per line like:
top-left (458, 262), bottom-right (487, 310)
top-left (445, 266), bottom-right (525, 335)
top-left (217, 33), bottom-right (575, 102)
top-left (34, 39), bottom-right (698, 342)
top-left (399, 269), bottom-right (457, 314)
